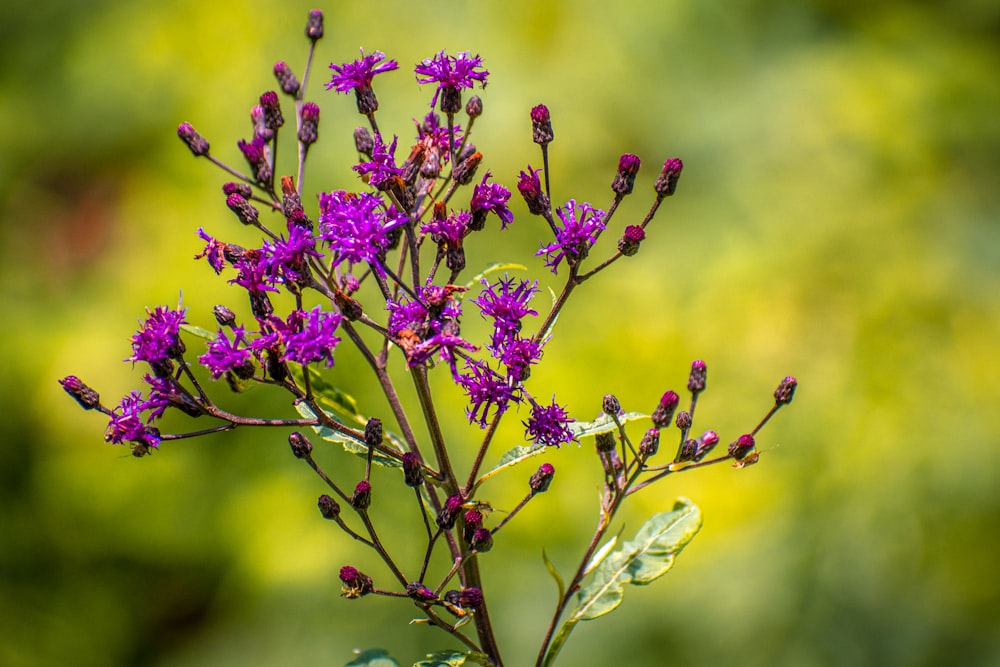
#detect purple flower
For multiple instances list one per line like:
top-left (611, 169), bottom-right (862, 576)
top-left (498, 336), bottom-right (543, 382)
top-left (407, 331), bottom-right (477, 379)
top-left (517, 165), bottom-right (549, 215)
top-left (282, 306), bottom-right (342, 368)
top-left (327, 49), bottom-right (399, 114)
top-left (414, 50), bottom-right (488, 112)
top-left (196, 228), bottom-right (228, 274)
top-left (106, 391), bottom-right (161, 450)
top-left (237, 135), bottom-right (271, 183)
top-left (456, 359), bottom-right (520, 427)
top-left (536, 199), bottom-right (606, 273)
top-left (231, 249), bottom-right (279, 294)
top-left (318, 190), bottom-right (406, 277)
top-left (142, 374), bottom-right (180, 421)
top-left (353, 133), bottom-right (403, 190)
top-left (421, 211), bottom-right (471, 268)
top-left (470, 172), bottom-right (513, 230)
top-left (129, 305), bottom-right (187, 366)
top-left (199, 326), bottom-right (253, 379)
top-left (262, 224), bottom-right (321, 285)
top-left (524, 397), bottom-right (575, 448)
top-left (473, 276), bottom-right (539, 352)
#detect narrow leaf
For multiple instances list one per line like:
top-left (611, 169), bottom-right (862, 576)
top-left (414, 650), bottom-right (491, 666)
top-left (463, 262), bottom-right (528, 290)
top-left (477, 441), bottom-right (547, 484)
top-left (287, 365), bottom-right (365, 426)
top-left (542, 547), bottom-right (566, 603)
top-left (583, 534), bottom-right (618, 577)
top-left (180, 323), bottom-right (216, 341)
top-left (345, 648), bottom-right (400, 667)
top-left (568, 411), bottom-right (648, 439)
top-left (295, 403), bottom-right (402, 468)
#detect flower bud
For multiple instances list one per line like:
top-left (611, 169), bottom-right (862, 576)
top-left (651, 390), bottom-right (680, 428)
top-left (617, 225), bottom-right (645, 256)
top-left (654, 158), bottom-right (683, 196)
top-left (470, 527), bottom-right (493, 552)
top-left (298, 102), bottom-right (320, 146)
top-left (354, 126), bottom-right (374, 156)
top-left (222, 181), bottom-right (252, 198)
top-left (695, 430), bottom-right (719, 461)
top-left (273, 61), bottom-right (300, 96)
top-left (259, 91), bottom-right (284, 130)
top-left (675, 410), bottom-right (692, 431)
top-left (687, 359), bottom-right (707, 394)
top-left (437, 494), bottom-right (463, 530)
top-left (611, 153), bottom-right (641, 195)
top-left (364, 418), bottom-right (382, 449)
top-left (595, 431), bottom-right (616, 453)
top-left (401, 452), bottom-right (424, 487)
top-left (466, 95), bottom-right (483, 118)
top-left (639, 428), bottom-right (660, 458)
top-left (677, 438), bottom-right (697, 462)
top-left (728, 433), bottom-right (755, 461)
top-left (452, 151), bottom-right (483, 185)
top-left (350, 480), bottom-right (372, 510)
top-left (458, 587), bottom-right (483, 609)
top-left (774, 376), bottom-right (798, 405)
top-left (602, 393), bottom-right (621, 418)
top-left (59, 376), bottom-right (101, 410)
top-left (531, 104), bottom-right (553, 145)
top-left (517, 167), bottom-right (549, 216)
top-left (529, 463), bottom-right (555, 494)
top-left (317, 494), bottom-right (340, 519)
top-left (226, 193), bottom-right (259, 225)
top-left (288, 431), bottom-right (313, 459)
top-left (213, 304), bottom-right (237, 327)
top-left (406, 582), bottom-right (438, 603)
top-left (339, 565), bottom-right (373, 598)
top-left (177, 123), bottom-right (209, 156)
top-left (305, 9), bottom-right (324, 41)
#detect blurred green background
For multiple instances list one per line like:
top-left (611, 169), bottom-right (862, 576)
top-left (2, 0), bottom-right (998, 665)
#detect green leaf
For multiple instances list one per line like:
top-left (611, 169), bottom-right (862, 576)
top-left (463, 262), bottom-right (528, 290)
top-left (180, 323), bottom-right (216, 341)
top-left (287, 364), bottom-right (365, 427)
top-left (543, 499), bottom-right (702, 666)
top-left (413, 650), bottom-right (491, 666)
top-left (477, 441), bottom-right (547, 484)
top-left (295, 403), bottom-right (402, 468)
top-left (583, 533), bottom-right (619, 577)
top-left (567, 411), bottom-right (649, 439)
top-left (345, 648), bottom-right (400, 667)
top-left (543, 547), bottom-right (566, 603)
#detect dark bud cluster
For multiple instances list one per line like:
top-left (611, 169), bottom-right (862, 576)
top-left (339, 566), bottom-right (374, 598)
top-left (364, 417), bottom-right (383, 449)
top-left (611, 153), bottom-right (641, 195)
top-left (465, 95), bottom-right (483, 118)
top-left (774, 376), bottom-right (798, 405)
top-left (639, 428), bottom-right (660, 458)
top-left (651, 390), bottom-right (680, 428)
top-left (406, 582), bottom-right (438, 604)
top-left (529, 463), bottom-right (555, 494)
top-left (298, 103), bottom-right (320, 146)
top-left (351, 480), bottom-right (372, 510)
top-left (288, 431), bottom-right (313, 459)
top-left (259, 91), bottom-right (284, 130)
top-left (617, 225), bottom-right (646, 256)
top-left (177, 123), bottom-right (209, 156)
top-left (654, 158), bottom-right (684, 196)
top-left (602, 393), bottom-right (622, 418)
top-left (728, 433), bottom-right (756, 461)
top-left (437, 495), bottom-right (463, 530)
top-left (226, 192), bottom-right (259, 226)
top-left (687, 359), bottom-right (707, 394)
top-left (318, 494), bottom-right (341, 519)
top-left (273, 61), bottom-right (300, 96)
top-left (401, 452), bottom-right (424, 487)
top-left (305, 9), bottom-right (324, 41)
top-left (213, 304), bottom-right (237, 327)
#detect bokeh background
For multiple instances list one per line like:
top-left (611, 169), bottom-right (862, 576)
top-left (2, 0), bottom-right (998, 665)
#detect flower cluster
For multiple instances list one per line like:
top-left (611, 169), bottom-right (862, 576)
top-left (61, 11), bottom-right (796, 667)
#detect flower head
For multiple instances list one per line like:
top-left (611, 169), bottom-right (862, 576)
top-left (353, 133), bottom-right (403, 190)
top-left (105, 390), bottom-right (161, 454)
top-left (327, 49), bottom-right (399, 114)
top-left (456, 359), bottom-right (520, 427)
top-left (536, 200), bottom-right (606, 273)
top-left (262, 223), bottom-right (321, 285)
top-left (470, 172), bottom-right (513, 230)
top-left (282, 306), bottom-right (343, 368)
top-left (415, 50), bottom-right (488, 112)
top-left (517, 165), bottom-right (549, 215)
top-left (199, 326), bottom-right (253, 379)
top-left (129, 305), bottom-right (187, 367)
top-left (318, 190), bottom-right (406, 277)
top-left (524, 397), bottom-right (575, 448)
top-left (473, 276), bottom-right (539, 352)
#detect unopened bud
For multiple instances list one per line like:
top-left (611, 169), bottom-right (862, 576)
top-left (654, 157), bottom-right (683, 196)
top-left (458, 587), bottom-right (483, 609)
top-left (695, 430), bottom-right (720, 461)
top-left (530, 104), bottom-right (553, 145)
top-left (470, 527), bottom-right (493, 552)
top-left (466, 95), bottom-right (483, 118)
top-left (273, 61), bottom-right (300, 96)
top-left (259, 91), bottom-right (284, 130)
top-left (226, 193), bottom-right (259, 225)
top-left (288, 431), bottom-right (313, 459)
top-left (354, 126), bottom-right (374, 155)
top-left (406, 582), bottom-right (438, 603)
top-left (728, 433), bottom-right (756, 461)
top-left (618, 225), bottom-right (645, 256)
top-left (59, 376), bottom-right (101, 410)
top-left (774, 376), bottom-right (798, 405)
top-left (364, 418), bottom-right (382, 449)
top-left (687, 359), bottom-right (707, 394)
top-left (401, 452), bottom-right (423, 487)
top-left (675, 410), bottom-right (692, 431)
top-left (651, 390), bottom-right (680, 428)
top-left (295, 104), bottom-right (320, 147)
top-left (595, 431), bottom-right (616, 453)
top-left (452, 151), bottom-right (483, 185)
top-left (305, 9), bottom-right (324, 41)
top-left (350, 480), bottom-right (372, 510)
top-left (677, 438), bottom-right (697, 462)
top-left (317, 494), bottom-right (340, 519)
top-left (222, 181), bottom-right (252, 198)
top-left (437, 494), bottom-right (463, 530)
top-left (177, 123), bottom-right (209, 156)
top-left (611, 153), bottom-right (641, 195)
top-left (529, 463), bottom-right (555, 494)
top-left (339, 565), bottom-right (373, 598)
top-left (639, 428), bottom-right (660, 458)
top-left (213, 304), bottom-right (237, 327)
top-left (602, 394), bottom-right (621, 418)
